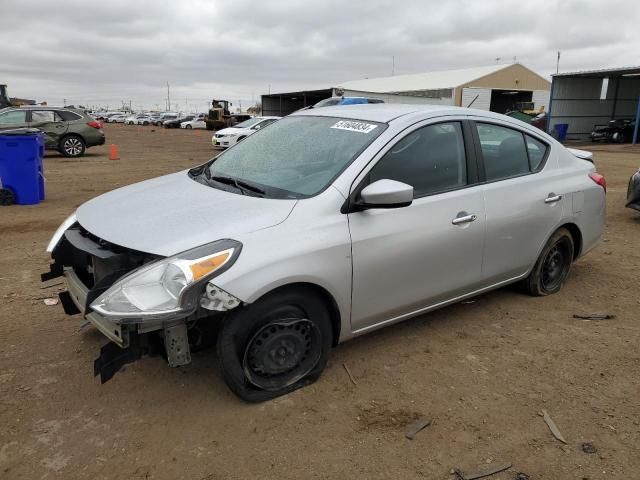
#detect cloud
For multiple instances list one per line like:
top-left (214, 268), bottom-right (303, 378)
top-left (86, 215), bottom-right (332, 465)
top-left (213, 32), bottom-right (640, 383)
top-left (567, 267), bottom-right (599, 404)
top-left (1, 0), bottom-right (638, 109)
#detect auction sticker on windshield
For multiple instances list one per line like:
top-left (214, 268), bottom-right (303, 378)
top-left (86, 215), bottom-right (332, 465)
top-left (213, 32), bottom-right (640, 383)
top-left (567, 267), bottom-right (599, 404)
top-left (331, 120), bottom-right (378, 134)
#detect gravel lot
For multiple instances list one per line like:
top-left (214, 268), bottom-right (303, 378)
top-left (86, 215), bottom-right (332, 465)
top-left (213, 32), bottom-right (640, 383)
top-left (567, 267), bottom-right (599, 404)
top-left (1, 124), bottom-right (639, 479)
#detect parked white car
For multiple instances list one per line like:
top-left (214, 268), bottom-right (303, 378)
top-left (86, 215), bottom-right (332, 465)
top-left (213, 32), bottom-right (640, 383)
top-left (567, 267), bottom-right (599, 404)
top-left (181, 118), bottom-right (207, 129)
top-left (212, 116), bottom-right (280, 148)
top-left (136, 116), bottom-right (153, 126)
top-left (126, 114), bottom-right (148, 125)
top-left (107, 114), bottom-right (127, 124)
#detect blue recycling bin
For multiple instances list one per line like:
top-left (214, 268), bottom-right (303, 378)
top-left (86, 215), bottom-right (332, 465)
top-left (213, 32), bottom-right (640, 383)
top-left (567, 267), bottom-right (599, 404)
top-left (554, 123), bottom-right (569, 142)
top-left (0, 130), bottom-right (45, 205)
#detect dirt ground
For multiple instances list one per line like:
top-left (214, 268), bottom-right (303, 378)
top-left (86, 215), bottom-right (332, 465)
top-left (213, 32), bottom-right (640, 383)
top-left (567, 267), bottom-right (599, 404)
top-left (1, 124), bottom-right (639, 480)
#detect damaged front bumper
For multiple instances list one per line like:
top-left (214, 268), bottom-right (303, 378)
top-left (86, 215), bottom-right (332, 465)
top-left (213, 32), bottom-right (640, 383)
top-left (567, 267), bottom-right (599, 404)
top-left (43, 225), bottom-right (241, 384)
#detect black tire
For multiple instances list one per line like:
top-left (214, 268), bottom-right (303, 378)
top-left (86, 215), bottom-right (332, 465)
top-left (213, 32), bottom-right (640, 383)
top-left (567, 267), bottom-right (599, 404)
top-left (143, 121), bottom-right (149, 126)
top-left (217, 287), bottom-right (333, 402)
top-left (59, 135), bottom-right (86, 158)
top-left (186, 125), bottom-right (192, 129)
top-left (523, 228), bottom-right (574, 296)
top-left (237, 136), bottom-right (246, 143)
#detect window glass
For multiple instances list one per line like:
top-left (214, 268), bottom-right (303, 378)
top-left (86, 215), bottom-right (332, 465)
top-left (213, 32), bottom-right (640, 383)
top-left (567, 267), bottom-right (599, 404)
top-left (0, 110), bottom-right (27, 124)
top-left (207, 116), bottom-right (385, 198)
top-left (57, 110), bottom-right (81, 121)
top-left (525, 135), bottom-right (548, 170)
top-left (31, 110), bottom-right (56, 123)
top-left (368, 122), bottom-right (467, 197)
top-left (475, 123), bottom-right (529, 181)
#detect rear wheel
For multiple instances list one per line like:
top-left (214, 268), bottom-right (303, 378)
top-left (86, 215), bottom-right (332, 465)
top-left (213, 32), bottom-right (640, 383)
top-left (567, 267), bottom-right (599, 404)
top-left (217, 287), bottom-right (332, 402)
top-left (59, 135), bottom-right (86, 157)
top-left (523, 228), bottom-right (574, 296)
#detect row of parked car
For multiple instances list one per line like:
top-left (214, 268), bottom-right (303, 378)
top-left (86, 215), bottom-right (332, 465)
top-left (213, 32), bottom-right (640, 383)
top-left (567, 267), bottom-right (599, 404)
top-left (95, 111), bottom-right (209, 129)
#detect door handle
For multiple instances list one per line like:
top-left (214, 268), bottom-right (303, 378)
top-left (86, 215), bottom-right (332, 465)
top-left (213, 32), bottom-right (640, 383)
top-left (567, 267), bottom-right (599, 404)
top-left (544, 194), bottom-right (562, 204)
top-left (452, 213), bottom-right (477, 225)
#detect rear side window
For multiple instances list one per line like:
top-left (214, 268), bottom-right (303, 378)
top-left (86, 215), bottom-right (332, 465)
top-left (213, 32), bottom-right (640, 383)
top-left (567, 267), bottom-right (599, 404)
top-left (525, 135), bottom-right (548, 170)
top-left (57, 110), bottom-right (82, 121)
top-left (475, 123), bottom-right (529, 181)
top-left (369, 122), bottom-right (467, 197)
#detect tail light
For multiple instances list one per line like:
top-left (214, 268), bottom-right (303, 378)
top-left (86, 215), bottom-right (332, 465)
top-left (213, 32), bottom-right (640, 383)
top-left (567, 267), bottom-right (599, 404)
top-left (87, 120), bottom-right (102, 129)
top-left (589, 172), bottom-right (606, 193)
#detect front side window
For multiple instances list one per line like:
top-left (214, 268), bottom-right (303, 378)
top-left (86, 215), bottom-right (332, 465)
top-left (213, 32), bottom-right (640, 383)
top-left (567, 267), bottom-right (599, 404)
top-left (475, 123), bottom-right (530, 181)
top-left (0, 110), bottom-right (27, 124)
top-left (368, 122), bottom-right (467, 197)
top-left (201, 116), bottom-right (386, 198)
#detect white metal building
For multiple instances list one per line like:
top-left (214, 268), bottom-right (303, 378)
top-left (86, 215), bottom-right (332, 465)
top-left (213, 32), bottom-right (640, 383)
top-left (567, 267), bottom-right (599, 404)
top-left (262, 63), bottom-right (550, 116)
top-left (548, 66), bottom-right (640, 140)
top-left (339, 63), bottom-right (550, 113)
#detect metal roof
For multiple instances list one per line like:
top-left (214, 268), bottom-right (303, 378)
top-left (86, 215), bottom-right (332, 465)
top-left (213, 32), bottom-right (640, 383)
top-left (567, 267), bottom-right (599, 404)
top-left (552, 66), bottom-right (640, 78)
top-left (338, 64), bottom-right (516, 93)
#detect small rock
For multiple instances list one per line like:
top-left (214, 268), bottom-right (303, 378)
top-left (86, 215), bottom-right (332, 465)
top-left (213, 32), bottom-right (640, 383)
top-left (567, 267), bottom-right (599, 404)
top-left (582, 442), bottom-right (597, 454)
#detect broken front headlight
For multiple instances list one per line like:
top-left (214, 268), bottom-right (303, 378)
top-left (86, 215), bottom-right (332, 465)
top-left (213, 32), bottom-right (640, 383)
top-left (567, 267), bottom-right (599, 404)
top-left (90, 239), bottom-right (242, 322)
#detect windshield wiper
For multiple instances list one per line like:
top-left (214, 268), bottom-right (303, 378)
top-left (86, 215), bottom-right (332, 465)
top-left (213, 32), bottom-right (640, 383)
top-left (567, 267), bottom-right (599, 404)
top-left (210, 175), bottom-right (265, 196)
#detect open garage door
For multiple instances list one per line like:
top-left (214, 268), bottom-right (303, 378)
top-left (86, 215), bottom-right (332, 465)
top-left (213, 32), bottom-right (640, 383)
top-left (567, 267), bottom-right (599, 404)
top-left (490, 89), bottom-right (533, 114)
top-left (462, 88), bottom-right (491, 110)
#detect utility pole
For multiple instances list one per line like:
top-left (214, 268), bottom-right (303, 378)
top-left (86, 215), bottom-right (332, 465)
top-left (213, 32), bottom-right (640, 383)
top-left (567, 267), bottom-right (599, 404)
top-left (166, 82), bottom-right (171, 111)
top-left (392, 56), bottom-right (395, 76)
top-left (556, 51), bottom-right (561, 74)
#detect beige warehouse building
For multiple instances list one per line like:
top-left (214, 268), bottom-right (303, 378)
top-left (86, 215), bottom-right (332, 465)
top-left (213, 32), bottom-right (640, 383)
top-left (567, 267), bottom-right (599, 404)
top-left (262, 63), bottom-right (551, 116)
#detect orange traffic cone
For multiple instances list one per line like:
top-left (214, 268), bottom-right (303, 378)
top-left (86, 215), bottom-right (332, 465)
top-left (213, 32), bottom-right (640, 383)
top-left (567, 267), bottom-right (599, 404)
top-left (110, 144), bottom-right (119, 160)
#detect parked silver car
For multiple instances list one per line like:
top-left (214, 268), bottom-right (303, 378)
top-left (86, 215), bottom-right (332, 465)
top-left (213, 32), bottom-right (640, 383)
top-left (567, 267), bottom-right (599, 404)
top-left (43, 105), bottom-right (606, 401)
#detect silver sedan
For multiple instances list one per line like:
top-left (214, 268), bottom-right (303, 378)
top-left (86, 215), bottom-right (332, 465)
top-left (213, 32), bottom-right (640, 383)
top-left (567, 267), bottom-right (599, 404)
top-left (44, 104), bottom-right (606, 401)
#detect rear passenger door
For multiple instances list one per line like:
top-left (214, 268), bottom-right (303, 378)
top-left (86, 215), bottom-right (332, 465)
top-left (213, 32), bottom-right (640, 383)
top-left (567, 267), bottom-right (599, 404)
top-left (471, 120), bottom-right (563, 284)
top-left (29, 110), bottom-right (68, 148)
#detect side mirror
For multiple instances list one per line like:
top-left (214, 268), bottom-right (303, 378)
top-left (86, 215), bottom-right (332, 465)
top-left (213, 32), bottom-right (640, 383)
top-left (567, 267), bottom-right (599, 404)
top-left (358, 179), bottom-right (413, 209)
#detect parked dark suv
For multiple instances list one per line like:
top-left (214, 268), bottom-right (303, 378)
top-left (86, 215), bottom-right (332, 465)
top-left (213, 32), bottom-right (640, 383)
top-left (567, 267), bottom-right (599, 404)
top-left (0, 106), bottom-right (105, 157)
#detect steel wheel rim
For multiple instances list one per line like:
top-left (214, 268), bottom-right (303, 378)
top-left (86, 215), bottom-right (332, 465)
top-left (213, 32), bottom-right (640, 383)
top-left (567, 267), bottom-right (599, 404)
top-left (242, 318), bottom-right (321, 391)
top-left (541, 241), bottom-right (569, 290)
top-left (64, 138), bottom-right (82, 156)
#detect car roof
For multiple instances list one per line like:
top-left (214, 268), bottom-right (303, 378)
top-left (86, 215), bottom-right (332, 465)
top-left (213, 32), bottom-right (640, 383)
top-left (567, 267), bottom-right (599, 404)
top-left (291, 103), bottom-right (514, 124)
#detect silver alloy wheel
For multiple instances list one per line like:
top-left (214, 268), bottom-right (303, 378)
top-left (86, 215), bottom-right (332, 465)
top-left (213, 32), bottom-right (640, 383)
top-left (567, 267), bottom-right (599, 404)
top-left (63, 137), bottom-right (83, 156)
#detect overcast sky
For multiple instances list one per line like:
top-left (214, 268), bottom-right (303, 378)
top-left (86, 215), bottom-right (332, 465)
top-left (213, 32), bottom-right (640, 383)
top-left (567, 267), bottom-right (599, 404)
top-left (1, 0), bottom-right (638, 111)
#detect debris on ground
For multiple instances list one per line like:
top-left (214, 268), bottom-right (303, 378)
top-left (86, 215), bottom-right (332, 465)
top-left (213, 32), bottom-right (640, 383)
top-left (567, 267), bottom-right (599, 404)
top-left (582, 442), bottom-right (597, 454)
top-left (573, 314), bottom-right (616, 320)
top-left (540, 409), bottom-right (567, 444)
top-left (514, 474), bottom-right (530, 480)
top-left (343, 363), bottom-right (358, 385)
top-left (40, 281), bottom-right (64, 289)
top-left (452, 462), bottom-right (511, 479)
top-left (405, 418), bottom-right (431, 440)
top-left (43, 297), bottom-right (59, 306)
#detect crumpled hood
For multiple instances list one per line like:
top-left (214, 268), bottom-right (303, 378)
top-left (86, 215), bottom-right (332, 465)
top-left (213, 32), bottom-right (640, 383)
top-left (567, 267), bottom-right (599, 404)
top-left (76, 171), bottom-right (296, 256)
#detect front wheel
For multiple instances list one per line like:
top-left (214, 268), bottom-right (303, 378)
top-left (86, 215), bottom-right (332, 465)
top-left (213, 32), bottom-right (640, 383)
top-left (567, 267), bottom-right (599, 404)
top-left (217, 287), bottom-right (333, 402)
top-left (523, 228), bottom-right (574, 296)
top-left (186, 125), bottom-right (192, 129)
top-left (59, 135), bottom-right (86, 157)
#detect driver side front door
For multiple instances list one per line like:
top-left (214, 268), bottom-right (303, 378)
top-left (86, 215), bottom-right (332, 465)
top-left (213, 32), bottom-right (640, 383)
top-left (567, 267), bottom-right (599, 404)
top-left (348, 120), bottom-right (486, 333)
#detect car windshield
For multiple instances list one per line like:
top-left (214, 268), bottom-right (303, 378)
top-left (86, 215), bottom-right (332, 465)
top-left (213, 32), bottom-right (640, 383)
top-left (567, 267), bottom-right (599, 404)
top-left (194, 116), bottom-right (385, 199)
top-left (234, 118), bottom-right (264, 128)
